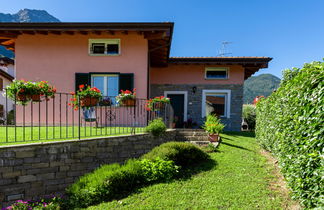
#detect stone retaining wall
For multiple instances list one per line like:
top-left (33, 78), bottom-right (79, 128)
top-left (0, 131), bottom-right (177, 207)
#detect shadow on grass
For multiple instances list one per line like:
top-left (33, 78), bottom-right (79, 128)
top-left (223, 131), bottom-right (255, 138)
top-left (220, 141), bottom-right (252, 152)
top-left (176, 158), bottom-right (217, 180)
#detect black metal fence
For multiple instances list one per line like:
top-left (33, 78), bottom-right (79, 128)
top-left (0, 92), bottom-right (173, 144)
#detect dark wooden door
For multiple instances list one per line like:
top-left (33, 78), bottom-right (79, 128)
top-left (167, 94), bottom-right (184, 128)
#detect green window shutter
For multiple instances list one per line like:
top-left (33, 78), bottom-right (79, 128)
top-left (75, 73), bottom-right (90, 92)
top-left (119, 73), bottom-right (134, 92)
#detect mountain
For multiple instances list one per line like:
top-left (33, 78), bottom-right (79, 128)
top-left (0, 9), bottom-right (60, 23)
top-left (243, 74), bottom-right (281, 104)
top-left (0, 9), bottom-right (60, 58)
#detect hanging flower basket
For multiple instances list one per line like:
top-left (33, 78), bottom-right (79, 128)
top-left (116, 89), bottom-right (136, 107)
top-left (80, 97), bottom-right (99, 107)
top-left (122, 98), bottom-right (136, 107)
top-left (145, 96), bottom-right (170, 111)
top-left (69, 85), bottom-right (102, 110)
top-left (30, 94), bottom-right (41, 102)
top-left (16, 93), bottom-right (28, 102)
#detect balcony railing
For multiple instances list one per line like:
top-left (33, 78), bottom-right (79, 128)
top-left (0, 92), bottom-right (173, 144)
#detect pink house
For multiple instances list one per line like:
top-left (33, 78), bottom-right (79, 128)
top-left (0, 22), bottom-right (271, 131)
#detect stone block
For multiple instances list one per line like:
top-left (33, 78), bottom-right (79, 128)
top-left (16, 151), bottom-right (35, 158)
top-left (36, 173), bottom-right (55, 181)
top-left (18, 175), bottom-right (36, 183)
top-left (7, 193), bottom-right (24, 201)
top-left (24, 157), bottom-right (41, 164)
top-left (31, 163), bottom-right (49, 168)
top-left (2, 171), bottom-right (21, 178)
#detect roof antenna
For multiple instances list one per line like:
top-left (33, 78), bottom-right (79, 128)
top-left (218, 41), bottom-right (232, 57)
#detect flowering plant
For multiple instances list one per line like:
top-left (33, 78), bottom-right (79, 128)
top-left (68, 85), bottom-right (102, 110)
top-left (116, 89), bottom-right (136, 104)
top-left (4, 197), bottom-right (62, 209)
top-left (203, 114), bottom-right (225, 134)
top-left (5, 79), bottom-right (56, 104)
top-left (145, 96), bottom-right (170, 111)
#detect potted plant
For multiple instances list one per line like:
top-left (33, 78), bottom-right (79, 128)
top-left (69, 85), bottom-right (102, 110)
top-left (145, 96), bottom-right (170, 111)
top-left (116, 89), bottom-right (136, 106)
top-left (203, 114), bottom-right (225, 142)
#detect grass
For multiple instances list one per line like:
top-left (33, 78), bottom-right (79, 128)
top-left (86, 132), bottom-right (295, 210)
top-left (0, 126), bottom-right (144, 146)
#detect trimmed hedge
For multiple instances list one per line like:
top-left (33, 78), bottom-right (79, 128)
top-left (256, 61), bottom-right (324, 208)
top-left (141, 141), bottom-right (209, 168)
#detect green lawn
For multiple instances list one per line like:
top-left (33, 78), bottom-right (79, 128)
top-left (87, 132), bottom-right (294, 210)
top-left (0, 126), bottom-right (144, 146)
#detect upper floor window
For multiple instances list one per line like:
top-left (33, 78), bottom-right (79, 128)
top-left (89, 39), bottom-right (120, 56)
top-left (205, 67), bottom-right (229, 79)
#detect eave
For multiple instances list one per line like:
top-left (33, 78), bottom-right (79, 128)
top-left (168, 57), bottom-right (273, 79)
top-left (0, 22), bottom-right (174, 66)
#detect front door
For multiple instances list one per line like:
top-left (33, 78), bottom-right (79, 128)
top-left (167, 94), bottom-right (185, 128)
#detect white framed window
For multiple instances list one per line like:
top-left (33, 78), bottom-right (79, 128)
top-left (91, 74), bottom-right (119, 103)
top-left (205, 67), bottom-right (229, 79)
top-left (89, 39), bottom-right (120, 56)
top-left (202, 90), bottom-right (231, 118)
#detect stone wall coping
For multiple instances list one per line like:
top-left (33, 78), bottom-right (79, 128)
top-left (0, 129), bottom-right (176, 150)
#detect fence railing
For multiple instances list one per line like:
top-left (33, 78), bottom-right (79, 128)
top-left (0, 92), bottom-right (173, 144)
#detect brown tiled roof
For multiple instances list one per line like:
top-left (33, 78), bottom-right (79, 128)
top-left (0, 22), bottom-right (173, 67)
top-left (168, 56), bottom-right (272, 79)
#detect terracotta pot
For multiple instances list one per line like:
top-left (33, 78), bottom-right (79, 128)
top-left (122, 99), bottom-right (136, 107)
top-left (80, 97), bottom-right (99, 107)
top-left (30, 94), bottom-right (41, 102)
top-left (208, 133), bottom-right (219, 142)
top-left (16, 94), bottom-right (27, 102)
top-left (172, 122), bottom-right (176, 128)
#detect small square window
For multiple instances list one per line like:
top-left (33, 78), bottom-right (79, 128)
top-left (92, 43), bottom-right (105, 54)
top-left (89, 39), bottom-right (120, 56)
top-left (205, 68), bottom-right (228, 79)
top-left (107, 44), bottom-right (119, 54)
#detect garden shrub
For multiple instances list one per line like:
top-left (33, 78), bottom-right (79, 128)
top-left (141, 157), bottom-right (179, 182)
top-left (66, 160), bottom-right (145, 208)
top-left (66, 158), bottom-right (179, 208)
top-left (145, 118), bottom-right (167, 137)
top-left (142, 142), bottom-right (209, 168)
top-left (242, 104), bottom-right (256, 130)
top-left (256, 61), bottom-right (324, 208)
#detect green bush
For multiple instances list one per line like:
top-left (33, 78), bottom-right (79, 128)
top-left (141, 157), bottom-right (179, 182)
top-left (145, 118), bottom-right (167, 137)
top-left (66, 160), bottom-right (145, 208)
top-left (67, 158), bottom-right (179, 208)
top-left (142, 142), bottom-right (209, 168)
top-left (256, 61), bottom-right (324, 208)
top-left (242, 104), bottom-right (256, 130)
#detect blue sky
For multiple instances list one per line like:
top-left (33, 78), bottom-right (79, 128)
top-left (2, 0), bottom-right (324, 78)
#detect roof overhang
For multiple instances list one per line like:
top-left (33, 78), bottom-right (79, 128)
top-left (168, 57), bottom-right (272, 79)
top-left (0, 69), bottom-right (14, 81)
top-left (0, 22), bottom-right (174, 66)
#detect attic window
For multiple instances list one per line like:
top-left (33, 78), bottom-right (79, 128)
top-left (205, 67), bottom-right (229, 79)
top-left (89, 39), bottom-right (120, 56)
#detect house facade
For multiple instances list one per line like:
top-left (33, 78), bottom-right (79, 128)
top-left (0, 23), bottom-right (271, 131)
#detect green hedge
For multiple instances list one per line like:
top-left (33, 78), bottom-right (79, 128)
top-left (256, 61), bottom-right (324, 208)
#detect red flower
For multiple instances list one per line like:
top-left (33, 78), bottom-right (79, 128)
top-left (70, 92), bottom-right (75, 95)
top-left (79, 84), bottom-right (85, 90)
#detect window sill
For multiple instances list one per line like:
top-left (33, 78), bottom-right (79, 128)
top-left (89, 53), bottom-right (121, 56)
top-left (204, 78), bottom-right (229, 80)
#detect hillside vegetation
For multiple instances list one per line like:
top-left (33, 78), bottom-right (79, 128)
top-left (243, 74), bottom-right (280, 104)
